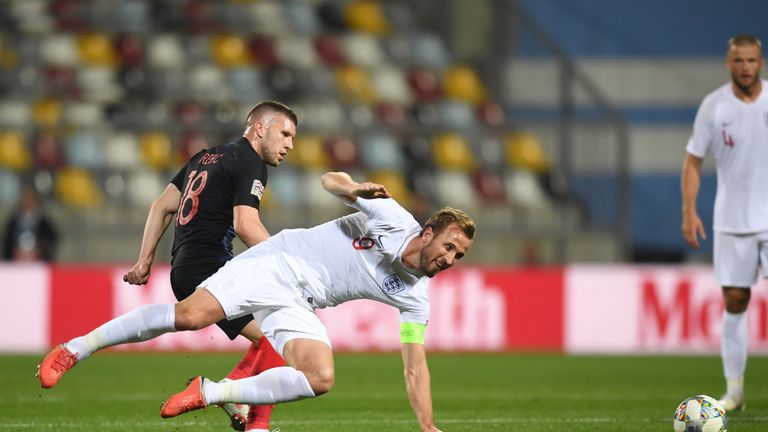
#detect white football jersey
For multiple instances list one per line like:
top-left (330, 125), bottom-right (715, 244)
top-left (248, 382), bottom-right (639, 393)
top-left (686, 80), bottom-right (768, 233)
top-left (268, 197), bottom-right (430, 324)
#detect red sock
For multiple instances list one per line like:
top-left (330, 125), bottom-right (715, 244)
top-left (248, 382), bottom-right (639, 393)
top-left (246, 336), bottom-right (286, 430)
top-left (226, 342), bottom-right (259, 380)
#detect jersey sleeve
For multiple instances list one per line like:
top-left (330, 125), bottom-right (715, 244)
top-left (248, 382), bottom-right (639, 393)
top-left (170, 164), bottom-right (188, 191)
top-left (348, 197), bottom-right (415, 231)
top-left (231, 154), bottom-right (268, 209)
top-left (686, 95), bottom-right (715, 158)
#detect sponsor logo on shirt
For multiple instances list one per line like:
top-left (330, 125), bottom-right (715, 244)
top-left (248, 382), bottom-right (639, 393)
top-left (251, 179), bottom-right (264, 199)
top-left (383, 274), bottom-right (406, 295)
top-left (352, 235), bottom-right (384, 250)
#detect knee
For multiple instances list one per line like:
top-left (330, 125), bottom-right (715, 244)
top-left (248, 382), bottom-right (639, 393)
top-left (174, 304), bottom-right (207, 331)
top-left (307, 368), bottom-right (335, 396)
top-left (723, 288), bottom-right (750, 313)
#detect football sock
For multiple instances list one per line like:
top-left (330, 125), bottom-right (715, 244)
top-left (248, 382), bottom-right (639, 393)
top-left (226, 343), bottom-right (260, 380)
top-left (203, 367), bottom-right (315, 405)
top-left (247, 336), bottom-right (286, 427)
top-left (65, 304), bottom-right (175, 361)
top-left (721, 310), bottom-right (748, 392)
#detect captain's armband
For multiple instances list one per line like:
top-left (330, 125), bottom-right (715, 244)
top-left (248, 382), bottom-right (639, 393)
top-left (400, 322), bottom-right (426, 344)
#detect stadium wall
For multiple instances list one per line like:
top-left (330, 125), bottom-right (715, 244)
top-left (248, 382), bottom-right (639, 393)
top-left (3, 264), bottom-right (768, 355)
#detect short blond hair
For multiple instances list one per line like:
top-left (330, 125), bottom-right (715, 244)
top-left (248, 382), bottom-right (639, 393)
top-left (728, 34), bottom-right (762, 52)
top-left (422, 207), bottom-right (476, 239)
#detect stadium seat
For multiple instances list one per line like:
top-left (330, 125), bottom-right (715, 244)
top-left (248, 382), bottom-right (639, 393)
top-left (325, 135), bottom-right (360, 169)
top-left (177, 130), bottom-right (210, 162)
top-left (115, 1), bottom-right (150, 34)
top-left (126, 168), bottom-right (165, 206)
top-left (182, 0), bottom-right (220, 34)
top-left (375, 102), bottom-right (407, 128)
top-left (174, 100), bottom-right (205, 126)
top-left (265, 167), bottom-right (304, 209)
top-left (341, 34), bottom-right (384, 68)
top-left (104, 132), bottom-right (140, 170)
top-left (0, 130), bottom-right (31, 171)
top-left (371, 65), bottom-right (412, 104)
top-left (346, 104), bottom-right (376, 129)
top-left (477, 100), bottom-right (506, 127)
top-left (49, 0), bottom-right (86, 32)
top-left (32, 130), bottom-right (65, 170)
top-left (77, 33), bottom-right (117, 67)
top-left (358, 131), bottom-right (403, 170)
top-left (335, 65), bottom-right (377, 104)
top-left (504, 169), bottom-right (549, 208)
top-left (472, 169), bottom-right (507, 204)
top-left (243, 1), bottom-right (285, 35)
top-left (411, 33), bottom-right (449, 69)
top-left (431, 132), bottom-right (475, 171)
top-left (44, 66), bottom-right (78, 97)
top-left (63, 101), bottom-right (103, 127)
top-left (147, 35), bottom-right (185, 69)
top-left (55, 167), bottom-right (103, 208)
top-left (316, 1), bottom-right (348, 32)
top-left (41, 34), bottom-right (78, 66)
top-left (382, 35), bottom-right (414, 65)
top-left (139, 130), bottom-right (173, 170)
top-left (77, 67), bottom-right (122, 103)
top-left (32, 98), bottom-right (62, 127)
top-left (442, 65), bottom-right (486, 104)
top-left (367, 170), bottom-right (411, 204)
top-left (275, 36), bottom-right (319, 69)
top-left (284, 1), bottom-right (320, 35)
top-left (315, 35), bottom-right (346, 66)
top-left (407, 67), bottom-right (441, 101)
top-left (0, 100), bottom-right (31, 128)
top-left (433, 171), bottom-right (478, 209)
top-left (0, 169), bottom-right (21, 207)
top-left (505, 131), bottom-right (550, 173)
top-left (473, 133), bottom-right (505, 169)
top-left (64, 130), bottom-right (105, 169)
top-left (210, 35), bottom-right (251, 68)
top-left (289, 135), bottom-right (329, 170)
top-left (345, 0), bottom-right (391, 35)
top-left (248, 35), bottom-right (278, 67)
top-left (188, 64), bottom-right (227, 102)
top-left (436, 100), bottom-right (475, 129)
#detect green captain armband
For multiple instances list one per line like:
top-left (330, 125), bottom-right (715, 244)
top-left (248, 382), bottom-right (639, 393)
top-left (400, 322), bottom-right (426, 344)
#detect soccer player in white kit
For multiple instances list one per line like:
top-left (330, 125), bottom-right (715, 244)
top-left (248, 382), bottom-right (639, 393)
top-left (681, 34), bottom-right (768, 412)
top-left (38, 171), bottom-right (475, 432)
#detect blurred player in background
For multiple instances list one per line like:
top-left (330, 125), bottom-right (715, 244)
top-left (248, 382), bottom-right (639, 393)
top-left (681, 34), bottom-right (767, 412)
top-left (121, 100), bottom-right (297, 431)
top-left (38, 171), bottom-right (475, 432)
top-left (2, 187), bottom-right (59, 262)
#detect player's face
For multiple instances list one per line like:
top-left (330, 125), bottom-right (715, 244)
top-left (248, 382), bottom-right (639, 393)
top-left (727, 44), bottom-right (763, 93)
top-left (260, 114), bottom-right (296, 167)
top-left (418, 224), bottom-right (473, 278)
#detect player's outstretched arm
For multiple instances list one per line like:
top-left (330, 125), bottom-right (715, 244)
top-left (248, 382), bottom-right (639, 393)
top-left (124, 184), bottom-right (181, 285)
top-left (680, 153), bottom-right (706, 249)
top-left (401, 342), bottom-right (442, 432)
top-left (320, 171), bottom-right (390, 203)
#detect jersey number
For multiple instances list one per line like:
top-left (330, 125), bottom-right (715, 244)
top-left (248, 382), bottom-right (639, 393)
top-left (177, 170), bottom-right (208, 225)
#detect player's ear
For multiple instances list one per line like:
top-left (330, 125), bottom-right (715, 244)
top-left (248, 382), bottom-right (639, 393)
top-left (421, 227), bottom-right (434, 243)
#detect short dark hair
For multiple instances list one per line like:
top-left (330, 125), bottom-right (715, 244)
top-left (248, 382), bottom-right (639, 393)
top-left (421, 207), bottom-right (476, 239)
top-left (728, 34), bottom-right (762, 52)
top-left (246, 100), bottom-right (298, 127)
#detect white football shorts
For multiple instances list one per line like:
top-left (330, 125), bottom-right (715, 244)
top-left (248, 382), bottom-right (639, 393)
top-left (714, 230), bottom-right (768, 288)
top-left (200, 244), bottom-right (331, 355)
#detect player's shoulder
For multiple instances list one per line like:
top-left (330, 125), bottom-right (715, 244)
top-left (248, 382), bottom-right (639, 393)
top-left (701, 83), bottom-right (733, 105)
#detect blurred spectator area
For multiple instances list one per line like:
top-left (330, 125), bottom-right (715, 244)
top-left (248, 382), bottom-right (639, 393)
top-left (0, 0), bottom-right (626, 265)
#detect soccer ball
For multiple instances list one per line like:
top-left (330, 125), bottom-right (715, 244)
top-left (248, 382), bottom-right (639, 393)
top-left (673, 395), bottom-right (728, 432)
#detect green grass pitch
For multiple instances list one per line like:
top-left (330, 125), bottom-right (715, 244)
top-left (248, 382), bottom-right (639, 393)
top-left (2, 352), bottom-right (767, 431)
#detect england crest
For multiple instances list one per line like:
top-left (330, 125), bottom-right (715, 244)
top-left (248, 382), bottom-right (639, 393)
top-left (382, 274), bottom-right (406, 295)
top-left (251, 179), bottom-right (264, 199)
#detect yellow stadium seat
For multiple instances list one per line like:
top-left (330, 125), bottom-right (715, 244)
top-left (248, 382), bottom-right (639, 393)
top-left (77, 33), bottom-right (117, 66)
top-left (0, 131), bottom-right (31, 171)
top-left (335, 65), bottom-right (377, 104)
top-left (345, 0), bottom-right (390, 35)
top-left (55, 167), bottom-right (103, 208)
top-left (289, 135), bottom-right (329, 169)
top-left (139, 131), bottom-right (173, 170)
top-left (32, 98), bottom-right (62, 127)
top-left (431, 132), bottom-right (475, 171)
top-left (210, 35), bottom-right (251, 68)
top-left (0, 36), bottom-right (19, 69)
top-left (442, 65), bottom-right (486, 104)
top-left (505, 132), bottom-right (550, 173)
top-left (367, 170), bottom-right (411, 205)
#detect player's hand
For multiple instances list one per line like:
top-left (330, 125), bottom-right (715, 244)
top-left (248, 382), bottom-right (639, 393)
top-left (681, 212), bottom-right (706, 249)
top-left (123, 261), bottom-right (151, 285)
top-left (354, 182), bottom-right (391, 200)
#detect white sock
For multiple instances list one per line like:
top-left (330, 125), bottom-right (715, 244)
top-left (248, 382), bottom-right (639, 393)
top-left (203, 367), bottom-right (315, 405)
top-left (65, 304), bottom-right (176, 361)
top-left (721, 310), bottom-right (748, 395)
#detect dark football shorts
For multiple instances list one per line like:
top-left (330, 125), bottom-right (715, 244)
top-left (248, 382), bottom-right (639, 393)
top-left (170, 263), bottom-right (254, 340)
